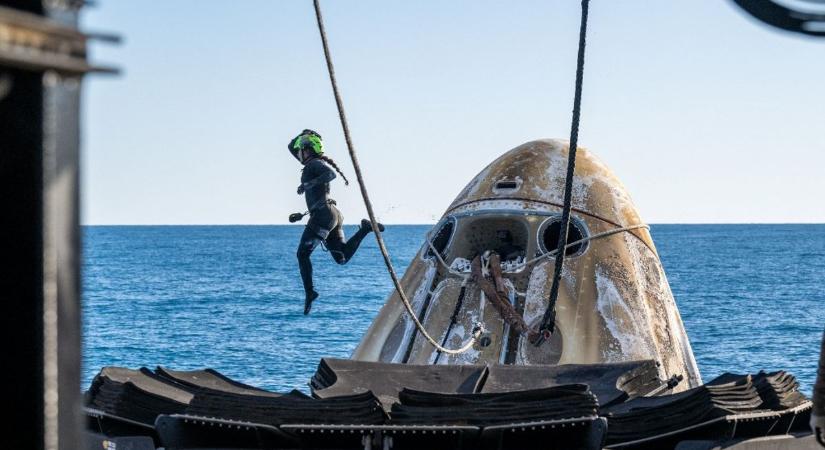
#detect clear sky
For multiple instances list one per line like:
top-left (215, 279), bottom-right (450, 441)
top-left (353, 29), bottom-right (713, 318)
top-left (81, 1), bottom-right (825, 225)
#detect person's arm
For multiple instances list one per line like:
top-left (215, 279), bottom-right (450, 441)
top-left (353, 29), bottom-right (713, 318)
top-left (301, 160), bottom-right (336, 189)
top-left (297, 160), bottom-right (336, 194)
top-left (302, 169), bottom-right (336, 189)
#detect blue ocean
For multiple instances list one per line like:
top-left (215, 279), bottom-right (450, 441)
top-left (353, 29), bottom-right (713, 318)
top-left (82, 224), bottom-right (825, 395)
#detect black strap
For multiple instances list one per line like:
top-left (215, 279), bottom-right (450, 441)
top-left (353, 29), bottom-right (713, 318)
top-left (308, 198), bottom-right (336, 213)
top-left (534, 0), bottom-right (590, 346)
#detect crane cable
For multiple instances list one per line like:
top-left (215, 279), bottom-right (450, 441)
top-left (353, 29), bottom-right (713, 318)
top-left (533, 0), bottom-right (591, 346)
top-left (312, 0), bottom-right (481, 355)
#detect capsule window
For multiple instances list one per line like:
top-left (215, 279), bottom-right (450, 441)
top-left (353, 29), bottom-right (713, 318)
top-left (492, 177), bottom-right (522, 194)
top-left (425, 217), bottom-right (455, 259)
top-left (538, 217), bottom-right (588, 257)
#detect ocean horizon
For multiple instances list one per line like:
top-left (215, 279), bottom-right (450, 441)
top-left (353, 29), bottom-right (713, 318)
top-left (82, 224), bottom-right (825, 396)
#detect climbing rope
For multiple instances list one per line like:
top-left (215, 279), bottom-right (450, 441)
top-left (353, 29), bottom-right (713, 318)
top-left (312, 0), bottom-right (481, 355)
top-left (534, 0), bottom-right (591, 346)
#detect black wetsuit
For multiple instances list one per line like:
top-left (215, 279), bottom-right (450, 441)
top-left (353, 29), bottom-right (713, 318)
top-left (296, 157), bottom-right (370, 297)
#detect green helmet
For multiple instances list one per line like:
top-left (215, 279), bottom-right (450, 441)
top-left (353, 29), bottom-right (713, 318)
top-left (289, 129), bottom-right (323, 161)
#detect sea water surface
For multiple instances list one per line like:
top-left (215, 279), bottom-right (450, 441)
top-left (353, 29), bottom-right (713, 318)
top-left (83, 224), bottom-right (825, 394)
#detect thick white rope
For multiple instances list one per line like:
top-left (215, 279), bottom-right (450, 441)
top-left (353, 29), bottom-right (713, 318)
top-left (313, 0), bottom-right (481, 355)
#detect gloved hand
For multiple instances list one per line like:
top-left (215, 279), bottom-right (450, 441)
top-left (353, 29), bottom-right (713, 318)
top-left (297, 184), bottom-right (305, 195)
top-left (812, 413), bottom-right (824, 447)
top-left (288, 212), bottom-right (305, 223)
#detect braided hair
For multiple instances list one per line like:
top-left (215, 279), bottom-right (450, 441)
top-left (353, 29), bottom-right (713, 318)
top-left (318, 155), bottom-right (350, 186)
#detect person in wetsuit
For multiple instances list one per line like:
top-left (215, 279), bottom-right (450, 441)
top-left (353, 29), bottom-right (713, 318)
top-left (289, 129), bottom-right (384, 315)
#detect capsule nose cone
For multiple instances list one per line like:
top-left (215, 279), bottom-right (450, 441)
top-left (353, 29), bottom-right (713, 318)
top-left (448, 139), bottom-right (651, 249)
top-left (353, 139), bottom-right (700, 391)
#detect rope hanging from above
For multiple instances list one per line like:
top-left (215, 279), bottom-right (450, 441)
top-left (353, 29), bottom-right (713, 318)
top-left (312, 0), bottom-right (482, 355)
top-left (532, 0), bottom-right (591, 347)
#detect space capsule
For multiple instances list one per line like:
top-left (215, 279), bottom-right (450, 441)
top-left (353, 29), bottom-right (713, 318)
top-left (352, 139), bottom-right (701, 392)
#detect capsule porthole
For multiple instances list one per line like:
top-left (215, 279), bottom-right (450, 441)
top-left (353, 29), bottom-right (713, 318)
top-left (425, 217), bottom-right (455, 260)
top-left (537, 216), bottom-right (589, 257)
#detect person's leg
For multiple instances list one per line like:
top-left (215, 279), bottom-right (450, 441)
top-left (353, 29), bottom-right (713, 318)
top-left (340, 222), bottom-right (372, 262)
top-left (324, 208), bottom-right (379, 265)
top-left (296, 227), bottom-right (322, 314)
top-left (324, 227), bottom-right (349, 265)
top-left (325, 226), bottom-right (370, 265)
top-left (318, 206), bottom-right (345, 264)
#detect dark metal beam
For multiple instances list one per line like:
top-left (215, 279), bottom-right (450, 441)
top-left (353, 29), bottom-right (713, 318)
top-left (0, 1), bottom-right (113, 448)
top-left (0, 6), bottom-right (118, 74)
top-left (0, 66), bottom-right (46, 450)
